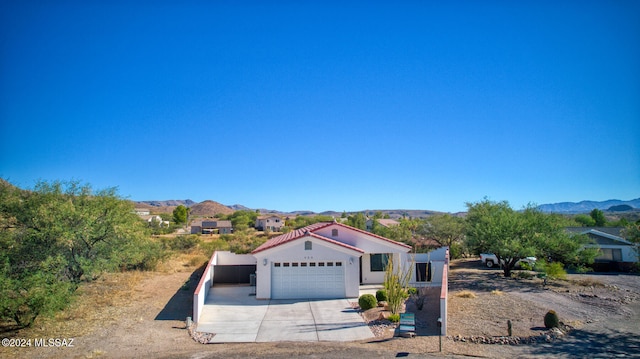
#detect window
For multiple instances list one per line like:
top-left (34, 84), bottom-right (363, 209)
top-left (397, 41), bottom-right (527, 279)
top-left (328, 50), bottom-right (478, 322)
top-left (415, 262), bottom-right (432, 282)
top-left (274, 263), bottom-right (281, 267)
top-left (332, 229), bottom-right (338, 237)
top-left (283, 263), bottom-right (290, 267)
top-left (310, 262), bottom-right (316, 267)
top-left (301, 263), bottom-right (307, 267)
top-left (319, 262), bottom-right (325, 267)
top-left (370, 253), bottom-right (390, 272)
top-left (336, 262), bottom-right (342, 266)
top-left (305, 241), bottom-right (312, 250)
top-left (327, 262), bottom-right (334, 266)
top-left (598, 248), bottom-right (623, 261)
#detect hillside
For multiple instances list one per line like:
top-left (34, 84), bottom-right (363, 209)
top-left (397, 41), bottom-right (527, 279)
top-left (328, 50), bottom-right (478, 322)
top-left (188, 200), bottom-right (234, 217)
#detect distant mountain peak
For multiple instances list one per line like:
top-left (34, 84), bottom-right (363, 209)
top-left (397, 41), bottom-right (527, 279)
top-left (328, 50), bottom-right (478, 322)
top-left (537, 198), bottom-right (640, 213)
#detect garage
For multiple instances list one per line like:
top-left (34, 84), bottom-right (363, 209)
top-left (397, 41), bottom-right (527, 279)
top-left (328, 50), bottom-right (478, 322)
top-left (271, 261), bottom-right (345, 299)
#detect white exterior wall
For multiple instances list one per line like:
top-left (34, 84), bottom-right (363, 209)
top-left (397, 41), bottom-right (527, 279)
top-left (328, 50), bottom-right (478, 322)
top-left (215, 251), bottom-right (257, 265)
top-left (253, 235), bottom-right (362, 299)
top-left (314, 224), bottom-right (411, 284)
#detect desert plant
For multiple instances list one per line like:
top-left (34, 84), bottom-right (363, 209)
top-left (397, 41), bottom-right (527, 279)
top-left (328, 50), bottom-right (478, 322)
top-left (376, 289), bottom-right (388, 302)
top-left (388, 313), bottom-right (400, 323)
top-left (545, 262), bottom-right (567, 280)
top-left (544, 310), bottom-right (560, 328)
top-left (455, 290), bottom-right (477, 298)
top-left (384, 255), bottom-right (413, 315)
top-left (358, 294), bottom-right (378, 311)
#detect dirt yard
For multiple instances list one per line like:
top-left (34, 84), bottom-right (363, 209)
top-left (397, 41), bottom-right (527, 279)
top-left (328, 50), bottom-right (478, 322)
top-left (1, 258), bottom-right (639, 358)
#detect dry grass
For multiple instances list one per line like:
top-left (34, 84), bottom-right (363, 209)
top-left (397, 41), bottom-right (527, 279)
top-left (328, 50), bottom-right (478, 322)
top-left (572, 278), bottom-right (606, 288)
top-left (455, 290), bottom-right (477, 299)
top-left (491, 289), bottom-right (504, 295)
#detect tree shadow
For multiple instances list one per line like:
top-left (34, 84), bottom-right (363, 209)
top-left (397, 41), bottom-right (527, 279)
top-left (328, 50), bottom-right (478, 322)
top-left (154, 263), bottom-right (206, 321)
top-left (529, 328), bottom-right (640, 357)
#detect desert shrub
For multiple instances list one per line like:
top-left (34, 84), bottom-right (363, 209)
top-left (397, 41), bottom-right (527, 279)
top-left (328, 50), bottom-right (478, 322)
top-left (388, 313), bottom-right (400, 322)
top-left (407, 287), bottom-right (418, 295)
top-left (167, 235), bottom-right (200, 252)
top-left (376, 289), bottom-right (388, 302)
top-left (519, 261), bottom-right (534, 271)
top-left (516, 271), bottom-right (534, 279)
top-left (491, 289), bottom-right (504, 296)
top-left (544, 310), bottom-right (560, 328)
top-left (358, 294), bottom-right (378, 311)
top-left (455, 290), bottom-right (476, 299)
top-left (545, 262), bottom-right (567, 280)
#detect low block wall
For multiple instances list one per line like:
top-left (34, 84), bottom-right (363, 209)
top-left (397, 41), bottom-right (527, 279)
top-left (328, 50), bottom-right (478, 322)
top-left (193, 251), bottom-right (217, 324)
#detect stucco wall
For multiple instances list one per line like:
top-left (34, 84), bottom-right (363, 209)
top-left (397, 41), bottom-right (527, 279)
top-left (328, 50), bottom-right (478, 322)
top-left (253, 235), bottom-right (361, 299)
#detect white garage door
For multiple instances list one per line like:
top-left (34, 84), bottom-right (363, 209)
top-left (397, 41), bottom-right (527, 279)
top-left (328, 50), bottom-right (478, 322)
top-left (271, 261), bottom-right (345, 299)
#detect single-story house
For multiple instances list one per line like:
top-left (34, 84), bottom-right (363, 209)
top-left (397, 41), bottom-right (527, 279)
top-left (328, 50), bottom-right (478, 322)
top-left (191, 220), bottom-right (233, 234)
top-left (251, 221), bottom-right (412, 299)
top-left (139, 214), bottom-right (170, 227)
top-left (134, 208), bottom-right (150, 216)
top-left (567, 227), bottom-right (638, 270)
top-left (255, 215), bottom-right (284, 232)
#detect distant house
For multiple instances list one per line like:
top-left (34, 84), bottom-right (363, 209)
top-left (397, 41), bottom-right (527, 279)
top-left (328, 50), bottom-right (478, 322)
top-left (365, 218), bottom-right (400, 231)
top-left (140, 215), bottom-right (170, 227)
top-left (134, 208), bottom-right (150, 216)
top-left (191, 220), bottom-right (233, 234)
top-left (567, 227), bottom-right (638, 271)
top-left (255, 215), bottom-right (284, 232)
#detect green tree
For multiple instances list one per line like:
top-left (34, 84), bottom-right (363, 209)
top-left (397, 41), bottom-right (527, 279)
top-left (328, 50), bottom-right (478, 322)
top-left (173, 205), bottom-right (189, 225)
top-left (466, 199), bottom-right (597, 277)
top-left (346, 212), bottom-right (366, 230)
top-left (574, 214), bottom-right (596, 227)
top-left (0, 180), bottom-right (164, 327)
top-left (465, 200), bottom-right (538, 277)
top-left (590, 209), bottom-right (607, 227)
top-left (418, 214), bottom-right (465, 258)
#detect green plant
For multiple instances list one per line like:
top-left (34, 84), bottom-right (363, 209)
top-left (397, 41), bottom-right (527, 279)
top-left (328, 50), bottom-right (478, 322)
top-left (407, 287), bottom-right (418, 295)
top-left (545, 262), bottom-right (567, 280)
top-left (358, 294), bottom-right (378, 311)
top-left (519, 261), bottom-right (534, 271)
top-left (384, 255), bottom-right (413, 315)
top-left (376, 289), bottom-right (388, 302)
top-left (544, 310), bottom-right (560, 328)
top-left (516, 271), bottom-right (534, 279)
top-left (388, 313), bottom-right (400, 323)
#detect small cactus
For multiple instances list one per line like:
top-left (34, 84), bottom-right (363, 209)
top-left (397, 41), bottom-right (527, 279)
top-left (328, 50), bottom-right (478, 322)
top-left (544, 310), bottom-right (560, 329)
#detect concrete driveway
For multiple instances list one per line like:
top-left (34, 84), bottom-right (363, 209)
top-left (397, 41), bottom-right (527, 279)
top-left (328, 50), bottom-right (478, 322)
top-left (196, 286), bottom-right (374, 343)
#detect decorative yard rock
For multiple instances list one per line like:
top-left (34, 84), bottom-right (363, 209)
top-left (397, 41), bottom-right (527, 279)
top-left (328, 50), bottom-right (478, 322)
top-left (448, 323), bottom-right (573, 346)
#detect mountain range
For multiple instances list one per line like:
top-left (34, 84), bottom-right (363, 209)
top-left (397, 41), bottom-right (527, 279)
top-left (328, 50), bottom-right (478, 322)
top-left (536, 198), bottom-right (640, 214)
top-left (135, 198), bottom-right (639, 217)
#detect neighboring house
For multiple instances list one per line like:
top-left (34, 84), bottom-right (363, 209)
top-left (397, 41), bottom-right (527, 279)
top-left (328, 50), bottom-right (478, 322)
top-left (255, 215), bottom-right (284, 232)
top-left (251, 221), bottom-right (412, 300)
top-left (567, 227), bottom-right (638, 270)
top-left (191, 220), bottom-right (233, 234)
top-left (134, 208), bottom-right (150, 216)
top-left (139, 214), bottom-right (170, 227)
top-left (365, 218), bottom-right (400, 231)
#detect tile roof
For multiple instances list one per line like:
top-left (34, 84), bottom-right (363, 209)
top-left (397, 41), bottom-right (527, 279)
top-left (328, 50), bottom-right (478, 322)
top-left (251, 221), bottom-right (411, 254)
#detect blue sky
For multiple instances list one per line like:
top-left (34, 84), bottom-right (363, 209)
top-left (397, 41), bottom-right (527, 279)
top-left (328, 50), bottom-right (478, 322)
top-left (1, 1), bottom-right (639, 213)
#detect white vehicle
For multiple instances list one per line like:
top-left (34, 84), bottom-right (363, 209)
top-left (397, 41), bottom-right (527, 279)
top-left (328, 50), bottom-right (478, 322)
top-left (480, 253), bottom-right (536, 269)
